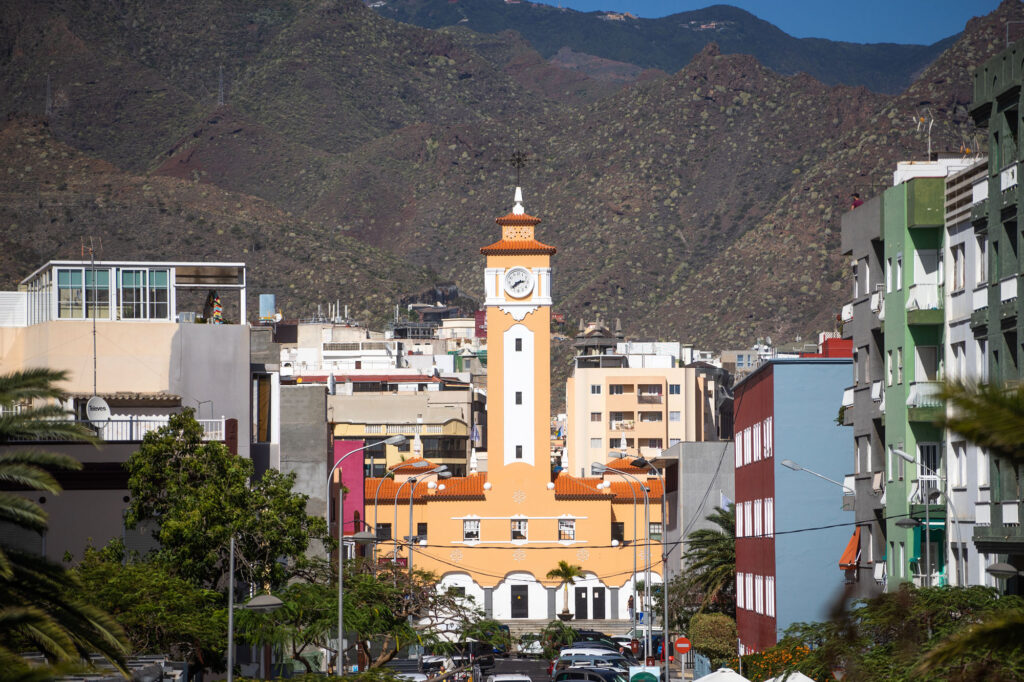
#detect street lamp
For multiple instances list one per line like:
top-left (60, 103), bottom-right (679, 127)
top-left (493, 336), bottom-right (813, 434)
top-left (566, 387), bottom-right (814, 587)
top-left (985, 562), bottom-right (1023, 579)
top-left (329, 434), bottom-right (407, 676)
top-left (893, 448), bottom-right (966, 587)
top-left (632, 456), bottom-right (670, 682)
top-left (593, 461), bottom-right (642, 637)
top-left (227, 536), bottom-right (285, 682)
top-left (780, 459), bottom-right (854, 494)
top-left (595, 462), bottom-right (653, 660)
top-left (408, 468), bottom-right (451, 577)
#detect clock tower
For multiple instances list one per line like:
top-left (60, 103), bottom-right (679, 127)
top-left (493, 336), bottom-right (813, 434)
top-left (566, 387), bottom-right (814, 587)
top-left (481, 187), bottom-right (556, 488)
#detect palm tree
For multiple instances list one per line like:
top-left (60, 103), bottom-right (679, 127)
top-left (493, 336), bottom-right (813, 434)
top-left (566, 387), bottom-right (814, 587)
top-left (683, 505), bottom-right (735, 615)
top-left (546, 560), bottom-right (584, 619)
top-left (0, 369), bottom-right (128, 675)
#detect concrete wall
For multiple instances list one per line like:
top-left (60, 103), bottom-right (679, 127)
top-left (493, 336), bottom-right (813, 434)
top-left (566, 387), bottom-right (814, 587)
top-left (663, 441), bottom-right (735, 582)
top-left (279, 385), bottom-right (329, 526)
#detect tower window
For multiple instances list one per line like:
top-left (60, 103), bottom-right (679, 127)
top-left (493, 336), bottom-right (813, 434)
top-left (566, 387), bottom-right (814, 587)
top-left (515, 338), bottom-right (523, 351)
top-left (515, 391), bottom-right (523, 405)
top-left (591, 384), bottom-right (601, 394)
top-left (516, 445), bottom-right (523, 459)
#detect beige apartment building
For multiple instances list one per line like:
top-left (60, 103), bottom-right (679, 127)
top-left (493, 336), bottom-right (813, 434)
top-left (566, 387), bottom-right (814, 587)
top-left (566, 364), bottom-right (716, 478)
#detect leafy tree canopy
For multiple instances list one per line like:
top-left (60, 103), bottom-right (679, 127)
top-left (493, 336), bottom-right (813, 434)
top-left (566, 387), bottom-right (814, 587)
top-left (124, 410), bottom-right (329, 590)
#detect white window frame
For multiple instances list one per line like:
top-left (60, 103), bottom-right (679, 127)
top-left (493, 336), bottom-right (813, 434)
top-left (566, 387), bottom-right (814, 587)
top-left (736, 502), bottom-right (745, 538)
top-left (978, 447), bottom-right (991, 488)
top-left (753, 424), bottom-right (761, 462)
top-left (558, 519), bottom-right (576, 541)
top-left (753, 498), bottom-right (763, 538)
top-left (754, 575), bottom-right (764, 614)
top-left (590, 438), bottom-right (602, 449)
top-left (463, 519), bottom-right (480, 542)
top-left (886, 257), bottom-right (893, 292)
top-left (511, 519), bottom-right (528, 541)
top-left (669, 411), bottom-right (681, 422)
top-left (736, 572), bottom-right (746, 609)
top-left (976, 234), bottom-right (987, 284)
top-left (764, 498), bottom-right (774, 536)
top-left (765, 576), bottom-right (776, 617)
top-left (896, 253), bottom-right (903, 290)
top-left (735, 431), bottom-right (744, 468)
top-left (763, 417), bottom-right (773, 458)
top-left (743, 501), bottom-right (752, 538)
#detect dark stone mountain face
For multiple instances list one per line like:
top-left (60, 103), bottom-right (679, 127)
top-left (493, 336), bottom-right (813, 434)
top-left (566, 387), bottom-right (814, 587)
top-left (0, 0), bottom-right (1021, 350)
top-left (371, 0), bottom-right (956, 94)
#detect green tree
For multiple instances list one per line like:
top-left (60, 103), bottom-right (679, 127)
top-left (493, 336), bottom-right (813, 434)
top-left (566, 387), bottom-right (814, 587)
top-left (0, 368), bottom-right (129, 675)
top-left (546, 560), bottom-right (585, 617)
top-left (682, 504), bottom-right (736, 616)
top-left (125, 410), bottom-right (329, 590)
top-left (689, 613), bottom-right (737, 670)
top-left (762, 584), bottom-right (1024, 682)
top-left (71, 542), bottom-right (226, 671)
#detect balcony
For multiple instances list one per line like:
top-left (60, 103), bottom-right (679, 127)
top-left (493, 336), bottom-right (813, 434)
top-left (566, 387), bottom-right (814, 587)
top-left (870, 291), bottom-right (882, 313)
top-left (1001, 163), bottom-right (1018, 192)
top-left (610, 420), bottom-right (635, 431)
top-left (1000, 275), bottom-right (1017, 302)
top-left (637, 394), bottom-right (663, 404)
top-left (842, 388), bottom-right (854, 407)
top-left (906, 283), bottom-right (943, 325)
top-left (907, 381), bottom-right (942, 422)
top-left (973, 285), bottom-right (989, 312)
top-left (972, 179), bottom-right (989, 205)
top-left (841, 303), bottom-right (854, 323)
top-left (871, 381), bottom-right (883, 402)
top-left (973, 499), bottom-right (1024, 553)
top-left (28, 417), bottom-right (228, 443)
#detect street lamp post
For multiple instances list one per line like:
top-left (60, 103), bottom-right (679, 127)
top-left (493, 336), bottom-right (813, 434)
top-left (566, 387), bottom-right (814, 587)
top-left (226, 535), bottom-right (285, 682)
top-left (407, 467), bottom-right (450, 578)
top-left (780, 459), bottom-right (854, 495)
top-left (631, 456), bottom-right (670, 682)
top-left (593, 462), bottom-right (651, 659)
top-left (328, 434), bottom-right (407, 676)
top-left (373, 460), bottom-right (429, 562)
top-left (894, 448), bottom-right (965, 587)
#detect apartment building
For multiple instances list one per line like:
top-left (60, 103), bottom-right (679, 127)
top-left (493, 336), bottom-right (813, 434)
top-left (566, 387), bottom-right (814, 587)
top-left (0, 260), bottom-right (250, 561)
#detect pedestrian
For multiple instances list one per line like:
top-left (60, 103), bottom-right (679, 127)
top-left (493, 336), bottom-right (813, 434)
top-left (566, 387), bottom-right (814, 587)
top-left (850, 193), bottom-right (864, 209)
top-left (627, 594), bottom-right (635, 619)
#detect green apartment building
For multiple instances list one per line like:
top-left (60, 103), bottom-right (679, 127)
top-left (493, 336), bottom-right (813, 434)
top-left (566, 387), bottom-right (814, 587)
top-left (968, 40), bottom-right (1024, 592)
top-left (881, 177), bottom-right (948, 587)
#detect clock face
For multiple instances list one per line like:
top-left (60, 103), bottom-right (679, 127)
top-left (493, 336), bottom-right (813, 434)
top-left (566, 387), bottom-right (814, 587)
top-left (503, 267), bottom-right (534, 298)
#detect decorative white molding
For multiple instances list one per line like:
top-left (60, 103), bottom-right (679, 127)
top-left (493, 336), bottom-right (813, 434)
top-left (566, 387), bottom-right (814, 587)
top-left (498, 303), bottom-right (540, 320)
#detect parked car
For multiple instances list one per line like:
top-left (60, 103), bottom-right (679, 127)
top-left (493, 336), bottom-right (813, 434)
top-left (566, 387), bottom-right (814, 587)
top-left (553, 668), bottom-right (627, 682)
top-left (554, 653), bottom-right (630, 675)
top-left (517, 633), bottom-right (544, 658)
top-left (485, 675), bottom-right (532, 682)
top-left (398, 675), bottom-right (428, 682)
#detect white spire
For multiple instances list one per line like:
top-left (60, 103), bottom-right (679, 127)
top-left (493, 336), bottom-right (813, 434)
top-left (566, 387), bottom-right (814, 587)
top-left (512, 186), bottom-right (525, 215)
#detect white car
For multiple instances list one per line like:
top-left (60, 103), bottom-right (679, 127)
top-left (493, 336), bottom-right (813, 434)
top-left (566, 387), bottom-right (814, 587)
top-left (517, 634), bottom-right (544, 658)
top-left (398, 675), bottom-right (428, 682)
top-left (486, 675), bottom-right (532, 682)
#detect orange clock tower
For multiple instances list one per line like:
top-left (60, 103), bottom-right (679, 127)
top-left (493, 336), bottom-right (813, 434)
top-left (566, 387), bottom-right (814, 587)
top-left (481, 187), bottom-right (556, 489)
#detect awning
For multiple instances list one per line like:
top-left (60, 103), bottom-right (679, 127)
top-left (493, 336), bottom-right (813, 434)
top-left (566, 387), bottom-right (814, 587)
top-left (839, 527), bottom-right (861, 570)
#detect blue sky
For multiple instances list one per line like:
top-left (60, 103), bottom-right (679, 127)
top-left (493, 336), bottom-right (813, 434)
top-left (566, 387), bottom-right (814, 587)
top-left (531, 1), bottom-right (1004, 45)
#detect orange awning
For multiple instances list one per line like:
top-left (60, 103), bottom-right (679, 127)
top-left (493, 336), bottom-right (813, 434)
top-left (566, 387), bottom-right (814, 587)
top-left (839, 527), bottom-right (862, 570)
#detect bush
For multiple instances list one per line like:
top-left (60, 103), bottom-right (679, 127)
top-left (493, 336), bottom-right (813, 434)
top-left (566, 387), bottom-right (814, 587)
top-left (689, 613), bottom-right (737, 670)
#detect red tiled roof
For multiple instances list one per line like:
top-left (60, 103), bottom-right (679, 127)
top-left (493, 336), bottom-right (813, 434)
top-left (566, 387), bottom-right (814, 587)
top-left (389, 457), bottom-right (436, 472)
top-left (290, 374), bottom-right (439, 383)
top-left (605, 457), bottom-right (650, 475)
top-left (553, 474), bottom-right (606, 498)
top-left (608, 479), bottom-right (663, 501)
top-left (495, 213), bottom-right (541, 225)
top-left (480, 238), bottom-right (557, 255)
top-left (364, 473), bottom-right (487, 500)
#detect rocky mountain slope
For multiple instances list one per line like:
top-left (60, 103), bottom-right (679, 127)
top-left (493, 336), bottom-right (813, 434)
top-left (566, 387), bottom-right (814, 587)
top-left (373, 0), bottom-right (957, 93)
top-left (0, 0), bottom-right (1021, 351)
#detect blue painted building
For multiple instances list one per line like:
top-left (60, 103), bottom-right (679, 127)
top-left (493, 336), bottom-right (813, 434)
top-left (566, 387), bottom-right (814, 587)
top-left (733, 357), bottom-right (854, 653)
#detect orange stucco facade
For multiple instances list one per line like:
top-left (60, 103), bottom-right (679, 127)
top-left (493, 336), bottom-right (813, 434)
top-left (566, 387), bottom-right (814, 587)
top-left (365, 191), bottom-right (663, 622)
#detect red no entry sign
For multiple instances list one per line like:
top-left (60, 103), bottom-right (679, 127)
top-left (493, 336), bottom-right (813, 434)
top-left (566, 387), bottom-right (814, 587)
top-left (674, 636), bottom-right (691, 655)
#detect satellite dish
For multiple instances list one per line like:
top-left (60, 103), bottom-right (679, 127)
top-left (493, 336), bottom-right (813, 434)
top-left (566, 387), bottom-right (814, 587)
top-left (328, 374), bottom-right (337, 395)
top-left (86, 396), bottom-right (111, 428)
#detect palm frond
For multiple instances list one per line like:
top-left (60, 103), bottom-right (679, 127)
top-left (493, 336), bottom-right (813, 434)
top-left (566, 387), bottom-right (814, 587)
top-left (939, 381), bottom-right (1024, 458)
top-left (0, 369), bottom-right (70, 406)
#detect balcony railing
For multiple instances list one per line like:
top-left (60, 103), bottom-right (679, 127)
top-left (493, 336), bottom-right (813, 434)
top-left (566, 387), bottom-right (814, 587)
top-left (972, 179), bottom-right (988, 205)
top-left (906, 381), bottom-right (942, 408)
top-left (841, 303), bottom-right (854, 322)
top-left (871, 381), bottom-right (883, 402)
top-left (973, 286), bottom-right (988, 311)
top-left (637, 394), bottom-right (663, 404)
top-left (1004, 501), bottom-right (1020, 526)
top-left (25, 417), bottom-right (227, 443)
top-left (906, 283), bottom-right (941, 311)
top-left (1000, 276), bottom-right (1017, 302)
top-left (870, 291), bottom-right (882, 313)
top-left (842, 388), bottom-right (854, 407)
top-left (1001, 163), bottom-right (1018, 192)
top-left (611, 420), bottom-right (635, 431)
top-left (976, 502), bottom-right (991, 526)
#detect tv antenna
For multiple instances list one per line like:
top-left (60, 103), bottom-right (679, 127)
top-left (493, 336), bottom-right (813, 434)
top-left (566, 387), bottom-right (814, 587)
top-left (81, 237), bottom-right (101, 396)
top-left (913, 109), bottom-right (934, 160)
